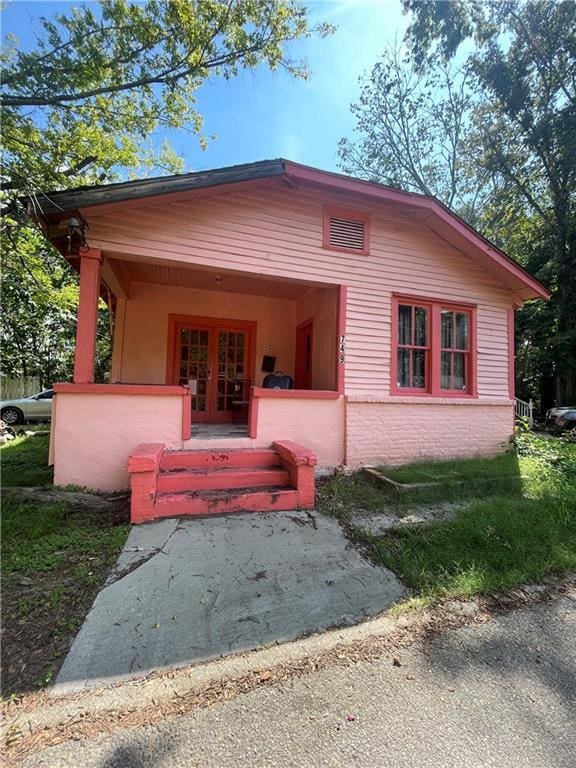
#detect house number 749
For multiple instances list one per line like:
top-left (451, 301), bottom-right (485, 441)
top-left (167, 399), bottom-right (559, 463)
top-left (339, 334), bottom-right (345, 364)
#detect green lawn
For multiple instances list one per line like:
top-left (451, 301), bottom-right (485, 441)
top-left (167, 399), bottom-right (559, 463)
top-left (318, 434), bottom-right (576, 601)
top-left (1, 433), bottom-right (129, 695)
top-left (1, 434), bottom-right (54, 486)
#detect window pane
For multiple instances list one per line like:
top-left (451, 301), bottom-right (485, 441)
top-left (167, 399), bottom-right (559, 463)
top-left (455, 313), bottom-right (469, 350)
top-left (414, 307), bottom-right (428, 347)
top-left (398, 305), bottom-right (412, 345)
top-left (453, 352), bottom-right (466, 390)
top-left (412, 350), bottom-right (426, 388)
top-left (397, 349), bottom-right (410, 387)
top-left (441, 311), bottom-right (454, 349)
top-left (441, 351), bottom-right (452, 389)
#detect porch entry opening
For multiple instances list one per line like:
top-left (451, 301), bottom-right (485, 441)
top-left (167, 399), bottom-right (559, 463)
top-left (295, 320), bottom-right (313, 389)
top-left (176, 323), bottom-right (253, 423)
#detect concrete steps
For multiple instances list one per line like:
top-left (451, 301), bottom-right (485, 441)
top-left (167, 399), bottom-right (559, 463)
top-left (128, 441), bottom-right (317, 523)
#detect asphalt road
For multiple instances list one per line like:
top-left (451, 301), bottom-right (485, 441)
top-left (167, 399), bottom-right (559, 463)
top-left (24, 595), bottom-right (576, 768)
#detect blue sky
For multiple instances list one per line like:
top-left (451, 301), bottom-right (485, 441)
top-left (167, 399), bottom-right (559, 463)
top-left (2, 0), bottom-right (407, 173)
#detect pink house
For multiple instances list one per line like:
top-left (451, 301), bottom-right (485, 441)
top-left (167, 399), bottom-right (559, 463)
top-left (29, 160), bottom-right (548, 523)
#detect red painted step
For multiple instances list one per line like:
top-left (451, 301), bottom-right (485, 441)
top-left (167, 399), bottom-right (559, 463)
top-left (160, 448), bottom-right (279, 472)
top-left (154, 486), bottom-right (300, 518)
top-left (157, 466), bottom-right (290, 493)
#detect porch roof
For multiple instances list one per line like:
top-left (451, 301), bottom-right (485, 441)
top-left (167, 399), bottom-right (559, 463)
top-left (25, 158), bottom-right (550, 302)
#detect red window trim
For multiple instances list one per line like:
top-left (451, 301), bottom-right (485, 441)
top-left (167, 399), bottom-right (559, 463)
top-left (322, 206), bottom-right (371, 256)
top-left (391, 294), bottom-right (478, 398)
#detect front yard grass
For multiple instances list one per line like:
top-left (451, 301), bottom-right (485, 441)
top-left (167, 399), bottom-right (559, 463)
top-left (318, 435), bottom-right (576, 602)
top-left (1, 434), bottom-right (130, 696)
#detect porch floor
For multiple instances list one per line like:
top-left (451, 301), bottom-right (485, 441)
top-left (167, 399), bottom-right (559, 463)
top-left (190, 423), bottom-right (248, 439)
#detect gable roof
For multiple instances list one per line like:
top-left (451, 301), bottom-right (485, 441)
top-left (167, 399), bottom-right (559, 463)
top-left (26, 158), bottom-right (549, 301)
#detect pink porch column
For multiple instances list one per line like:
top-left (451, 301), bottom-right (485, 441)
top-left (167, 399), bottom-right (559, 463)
top-left (73, 248), bottom-right (102, 384)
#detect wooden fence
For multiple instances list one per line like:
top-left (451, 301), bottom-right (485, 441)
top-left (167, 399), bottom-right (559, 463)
top-left (1, 376), bottom-right (41, 399)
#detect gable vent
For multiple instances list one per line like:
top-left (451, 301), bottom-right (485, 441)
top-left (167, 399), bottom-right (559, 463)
top-left (324, 206), bottom-right (370, 253)
top-left (329, 216), bottom-right (366, 250)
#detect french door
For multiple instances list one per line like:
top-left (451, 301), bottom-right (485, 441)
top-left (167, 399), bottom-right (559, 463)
top-left (173, 319), bottom-right (253, 423)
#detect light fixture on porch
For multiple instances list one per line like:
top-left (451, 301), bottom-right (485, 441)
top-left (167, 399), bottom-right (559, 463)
top-left (215, 274), bottom-right (224, 285)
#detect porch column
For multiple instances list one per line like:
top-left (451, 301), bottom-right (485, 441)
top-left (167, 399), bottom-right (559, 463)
top-left (73, 248), bottom-right (102, 383)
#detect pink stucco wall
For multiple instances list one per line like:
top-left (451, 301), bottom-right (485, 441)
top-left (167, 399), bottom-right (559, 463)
top-left (52, 392), bottom-right (184, 490)
top-left (346, 397), bottom-right (514, 467)
top-left (181, 395), bottom-right (345, 469)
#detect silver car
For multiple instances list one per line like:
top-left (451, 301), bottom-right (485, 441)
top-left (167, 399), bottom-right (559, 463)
top-left (0, 389), bottom-right (54, 425)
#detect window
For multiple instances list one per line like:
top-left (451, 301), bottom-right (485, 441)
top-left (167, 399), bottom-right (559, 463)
top-left (392, 296), bottom-right (475, 396)
top-left (396, 303), bottom-right (429, 391)
top-left (323, 206), bottom-right (370, 255)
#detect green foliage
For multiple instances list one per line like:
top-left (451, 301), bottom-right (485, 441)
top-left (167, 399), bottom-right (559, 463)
top-left (1, 434), bottom-right (54, 486)
top-left (1, 493), bottom-right (129, 573)
top-left (1, 0), bottom-right (331, 199)
top-left (1, 0), bottom-right (332, 383)
top-left (319, 442), bottom-right (576, 601)
top-left (341, 0), bottom-right (576, 408)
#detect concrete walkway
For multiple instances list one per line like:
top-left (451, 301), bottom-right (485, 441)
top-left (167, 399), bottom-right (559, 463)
top-left (25, 590), bottom-right (576, 767)
top-left (55, 511), bottom-right (405, 692)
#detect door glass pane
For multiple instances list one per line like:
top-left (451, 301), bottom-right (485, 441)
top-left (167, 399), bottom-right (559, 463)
top-left (453, 352), bottom-right (466, 390)
top-left (455, 313), bottom-right (469, 350)
top-left (397, 349), bottom-right (410, 387)
top-left (398, 305), bottom-right (412, 345)
top-left (412, 350), bottom-right (426, 388)
top-left (441, 351), bottom-right (452, 389)
top-left (441, 311), bottom-right (454, 349)
top-left (414, 307), bottom-right (428, 347)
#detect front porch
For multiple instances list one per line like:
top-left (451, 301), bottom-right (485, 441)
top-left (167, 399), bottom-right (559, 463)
top-left (50, 249), bottom-right (346, 502)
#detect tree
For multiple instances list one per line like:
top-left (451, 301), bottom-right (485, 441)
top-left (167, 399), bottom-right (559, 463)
top-left (400, 0), bottom-right (576, 405)
top-left (1, 0), bottom-right (331, 383)
top-left (2, 0), bottom-right (331, 201)
top-left (338, 46), bottom-right (502, 227)
top-left (339, 1), bottom-right (575, 407)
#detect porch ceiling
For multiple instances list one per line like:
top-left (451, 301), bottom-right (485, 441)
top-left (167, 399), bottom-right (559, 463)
top-left (106, 256), bottom-right (326, 300)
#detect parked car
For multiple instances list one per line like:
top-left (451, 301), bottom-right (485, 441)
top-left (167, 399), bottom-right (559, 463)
top-left (553, 409), bottom-right (576, 438)
top-left (546, 405), bottom-right (576, 425)
top-left (0, 389), bottom-right (54, 425)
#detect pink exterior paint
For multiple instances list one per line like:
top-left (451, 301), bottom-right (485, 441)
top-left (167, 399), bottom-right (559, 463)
top-left (295, 287), bottom-right (338, 390)
top-left (47, 170), bottom-right (543, 491)
top-left (52, 391), bottom-right (186, 490)
top-left (128, 442), bottom-right (317, 523)
top-left (86, 183), bottom-right (517, 402)
top-left (111, 282), bottom-right (297, 386)
top-left (251, 394), bottom-right (345, 468)
top-left (346, 397), bottom-right (514, 467)
top-left (73, 249), bottom-right (102, 383)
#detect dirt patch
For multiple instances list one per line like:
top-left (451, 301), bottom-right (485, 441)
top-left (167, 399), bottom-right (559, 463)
top-left (1, 492), bottom-right (129, 697)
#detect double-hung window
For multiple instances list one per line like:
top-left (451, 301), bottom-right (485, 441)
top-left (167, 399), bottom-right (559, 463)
top-left (392, 296), bottom-right (475, 396)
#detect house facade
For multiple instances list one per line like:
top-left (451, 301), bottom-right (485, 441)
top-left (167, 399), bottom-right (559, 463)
top-left (30, 160), bottom-right (548, 522)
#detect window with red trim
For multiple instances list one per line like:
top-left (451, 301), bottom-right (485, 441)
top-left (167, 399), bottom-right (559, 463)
top-left (397, 303), bottom-right (429, 390)
top-left (392, 296), bottom-right (475, 396)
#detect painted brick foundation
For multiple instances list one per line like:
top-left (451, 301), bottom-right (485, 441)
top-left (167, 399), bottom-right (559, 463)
top-left (346, 399), bottom-right (514, 468)
top-left (128, 441), bottom-right (317, 524)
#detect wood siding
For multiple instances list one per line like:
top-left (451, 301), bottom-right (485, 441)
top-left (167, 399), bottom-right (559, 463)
top-left (87, 183), bottom-right (514, 399)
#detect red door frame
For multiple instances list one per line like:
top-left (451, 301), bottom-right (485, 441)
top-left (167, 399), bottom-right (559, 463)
top-left (295, 319), bottom-right (314, 390)
top-left (166, 314), bottom-right (256, 423)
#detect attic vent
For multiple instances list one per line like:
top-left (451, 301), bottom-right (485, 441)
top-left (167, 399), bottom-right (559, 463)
top-left (323, 206), bottom-right (370, 255)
